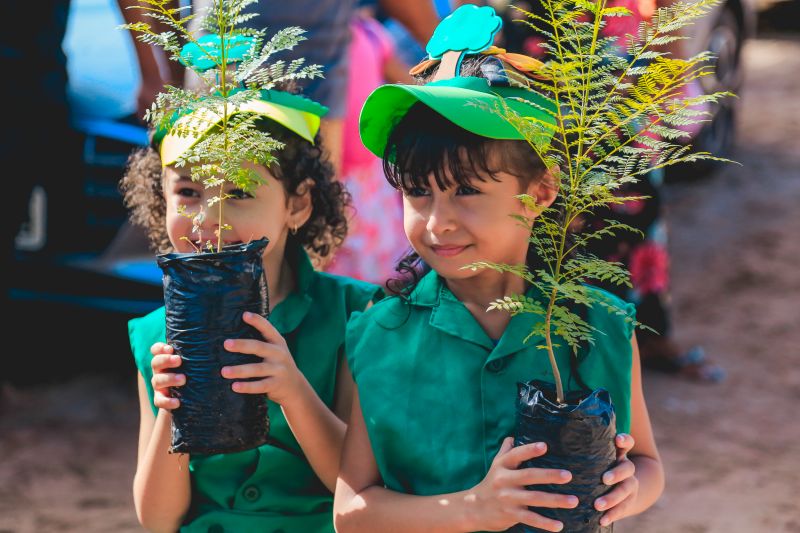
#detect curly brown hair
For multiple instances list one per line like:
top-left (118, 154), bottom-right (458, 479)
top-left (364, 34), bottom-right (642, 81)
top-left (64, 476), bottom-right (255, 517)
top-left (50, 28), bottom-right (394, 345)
top-left (119, 123), bottom-right (350, 260)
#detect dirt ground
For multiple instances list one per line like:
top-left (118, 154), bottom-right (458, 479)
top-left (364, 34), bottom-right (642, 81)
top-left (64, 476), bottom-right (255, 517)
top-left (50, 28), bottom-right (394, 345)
top-left (618, 33), bottom-right (800, 533)
top-left (1, 34), bottom-right (799, 533)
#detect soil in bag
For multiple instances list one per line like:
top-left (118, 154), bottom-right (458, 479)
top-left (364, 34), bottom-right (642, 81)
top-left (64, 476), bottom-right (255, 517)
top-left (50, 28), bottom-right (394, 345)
top-left (510, 380), bottom-right (617, 533)
top-left (157, 238), bottom-right (270, 455)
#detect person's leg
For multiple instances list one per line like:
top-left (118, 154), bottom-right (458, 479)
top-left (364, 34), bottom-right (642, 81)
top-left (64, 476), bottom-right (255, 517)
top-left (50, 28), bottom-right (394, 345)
top-left (626, 185), bottom-right (724, 383)
top-left (583, 169), bottom-right (725, 383)
top-left (636, 293), bottom-right (726, 383)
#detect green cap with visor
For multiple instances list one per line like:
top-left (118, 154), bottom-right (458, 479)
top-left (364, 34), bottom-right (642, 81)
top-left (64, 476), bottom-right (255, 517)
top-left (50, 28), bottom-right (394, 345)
top-left (152, 34), bottom-right (329, 165)
top-left (359, 4), bottom-right (557, 159)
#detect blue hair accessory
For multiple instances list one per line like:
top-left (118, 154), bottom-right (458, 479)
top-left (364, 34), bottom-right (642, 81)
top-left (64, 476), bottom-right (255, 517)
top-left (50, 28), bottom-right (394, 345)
top-left (179, 34), bottom-right (256, 72)
top-left (425, 5), bottom-right (503, 81)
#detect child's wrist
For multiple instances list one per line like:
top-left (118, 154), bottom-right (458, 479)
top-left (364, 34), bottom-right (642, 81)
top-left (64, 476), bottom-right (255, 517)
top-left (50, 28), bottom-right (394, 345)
top-left (458, 489), bottom-right (483, 532)
top-left (277, 372), bottom-right (313, 411)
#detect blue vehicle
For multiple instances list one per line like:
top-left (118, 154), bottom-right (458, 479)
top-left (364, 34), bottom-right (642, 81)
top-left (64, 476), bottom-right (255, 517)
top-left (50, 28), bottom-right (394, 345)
top-left (10, 0), bottom-right (162, 380)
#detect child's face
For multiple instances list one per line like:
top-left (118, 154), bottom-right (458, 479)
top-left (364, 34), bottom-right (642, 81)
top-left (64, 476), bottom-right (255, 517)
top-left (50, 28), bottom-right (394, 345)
top-left (403, 168), bottom-right (556, 282)
top-left (162, 161), bottom-right (308, 257)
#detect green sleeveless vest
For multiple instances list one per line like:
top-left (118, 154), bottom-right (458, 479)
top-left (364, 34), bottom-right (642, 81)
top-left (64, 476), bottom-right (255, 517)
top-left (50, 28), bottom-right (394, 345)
top-left (346, 270), bottom-right (635, 501)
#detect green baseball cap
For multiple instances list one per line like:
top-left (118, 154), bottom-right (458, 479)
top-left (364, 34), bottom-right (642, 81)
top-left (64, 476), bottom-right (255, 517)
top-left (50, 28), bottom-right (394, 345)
top-left (358, 4), bottom-right (557, 160)
top-left (157, 90), bottom-right (328, 165)
top-left (359, 76), bottom-right (557, 159)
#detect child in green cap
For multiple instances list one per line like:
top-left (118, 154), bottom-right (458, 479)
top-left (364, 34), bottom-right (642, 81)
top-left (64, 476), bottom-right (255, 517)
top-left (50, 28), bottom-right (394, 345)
top-left (122, 86), bottom-right (381, 533)
top-left (334, 5), bottom-right (663, 532)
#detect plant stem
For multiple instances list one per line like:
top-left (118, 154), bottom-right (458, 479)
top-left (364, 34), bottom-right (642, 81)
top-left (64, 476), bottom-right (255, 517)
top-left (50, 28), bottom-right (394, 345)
top-left (544, 286), bottom-right (566, 404)
top-left (546, 193), bottom-right (573, 404)
top-left (217, 1), bottom-right (227, 253)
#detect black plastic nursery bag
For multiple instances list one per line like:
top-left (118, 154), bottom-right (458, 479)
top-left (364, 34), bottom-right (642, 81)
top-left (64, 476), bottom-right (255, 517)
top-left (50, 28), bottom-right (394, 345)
top-left (157, 238), bottom-right (270, 455)
top-left (511, 380), bottom-right (617, 533)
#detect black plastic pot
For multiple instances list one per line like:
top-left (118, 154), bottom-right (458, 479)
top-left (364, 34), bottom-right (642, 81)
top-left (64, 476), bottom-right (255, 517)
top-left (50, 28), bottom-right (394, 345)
top-left (157, 238), bottom-right (270, 455)
top-left (510, 380), bottom-right (616, 533)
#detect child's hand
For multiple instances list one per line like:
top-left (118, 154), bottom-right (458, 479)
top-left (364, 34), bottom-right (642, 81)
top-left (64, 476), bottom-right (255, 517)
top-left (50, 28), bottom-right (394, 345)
top-left (469, 437), bottom-right (577, 532)
top-left (595, 433), bottom-right (638, 526)
top-left (149, 342), bottom-right (185, 410)
top-left (220, 311), bottom-right (304, 407)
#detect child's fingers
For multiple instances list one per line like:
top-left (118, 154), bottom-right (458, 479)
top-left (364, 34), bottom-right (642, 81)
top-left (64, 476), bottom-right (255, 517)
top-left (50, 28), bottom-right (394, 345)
top-left (595, 476), bottom-right (638, 513)
top-left (499, 441), bottom-right (548, 468)
top-left (230, 378), bottom-right (273, 395)
top-left (602, 457), bottom-right (636, 486)
top-left (221, 361), bottom-right (280, 380)
top-left (151, 354), bottom-right (182, 372)
top-left (151, 372), bottom-right (186, 391)
top-left (224, 338), bottom-right (285, 360)
top-left (154, 390), bottom-right (180, 410)
top-left (496, 436), bottom-right (514, 456)
top-left (242, 311), bottom-right (286, 346)
top-left (511, 489), bottom-right (578, 509)
top-left (615, 433), bottom-right (635, 458)
top-left (150, 342), bottom-right (174, 356)
top-left (509, 466), bottom-right (572, 486)
top-left (516, 509), bottom-right (564, 532)
top-left (599, 491), bottom-right (637, 526)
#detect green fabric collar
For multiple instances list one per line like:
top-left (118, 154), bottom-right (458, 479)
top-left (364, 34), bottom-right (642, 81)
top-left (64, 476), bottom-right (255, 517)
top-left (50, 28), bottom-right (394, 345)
top-left (268, 240), bottom-right (314, 335)
top-left (407, 269), bottom-right (544, 359)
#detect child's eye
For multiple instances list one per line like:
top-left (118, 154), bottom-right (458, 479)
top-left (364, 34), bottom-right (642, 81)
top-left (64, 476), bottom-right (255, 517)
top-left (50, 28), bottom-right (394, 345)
top-left (177, 187), bottom-right (200, 198)
top-left (228, 188), bottom-right (255, 200)
top-left (404, 186), bottom-right (431, 198)
top-left (455, 185), bottom-right (481, 195)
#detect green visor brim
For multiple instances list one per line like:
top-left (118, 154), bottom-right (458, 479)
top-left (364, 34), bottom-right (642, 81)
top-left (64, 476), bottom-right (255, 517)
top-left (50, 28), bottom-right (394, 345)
top-left (160, 99), bottom-right (322, 166)
top-left (359, 77), bottom-right (558, 159)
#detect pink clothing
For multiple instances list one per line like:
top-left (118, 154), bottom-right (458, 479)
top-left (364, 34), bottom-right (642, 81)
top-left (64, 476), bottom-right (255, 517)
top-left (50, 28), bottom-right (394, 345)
top-left (602, 0), bottom-right (645, 50)
top-left (342, 16), bottom-right (396, 174)
top-left (327, 16), bottom-right (407, 285)
top-left (629, 241), bottom-right (670, 295)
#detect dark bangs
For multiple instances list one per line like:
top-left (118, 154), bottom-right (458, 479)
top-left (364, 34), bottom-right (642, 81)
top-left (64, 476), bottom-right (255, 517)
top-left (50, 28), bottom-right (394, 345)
top-left (383, 103), bottom-right (545, 192)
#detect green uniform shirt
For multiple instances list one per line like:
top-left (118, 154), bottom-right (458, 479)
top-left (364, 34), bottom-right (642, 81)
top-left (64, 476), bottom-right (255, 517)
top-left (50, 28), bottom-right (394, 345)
top-left (346, 270), bottom-right (635, 503)
top-left (129, 243), bottom-right (380, 533)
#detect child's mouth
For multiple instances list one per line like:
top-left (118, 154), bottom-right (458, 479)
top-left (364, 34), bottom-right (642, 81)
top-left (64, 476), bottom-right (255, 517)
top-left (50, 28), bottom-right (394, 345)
top-left (190, 238), bottom-right (243, 247)
top-left (431, 244), bottom-right (468, 257)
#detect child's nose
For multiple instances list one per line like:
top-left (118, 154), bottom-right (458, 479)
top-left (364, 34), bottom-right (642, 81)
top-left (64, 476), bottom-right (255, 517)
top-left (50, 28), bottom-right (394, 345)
top-left (194, 206), bottom-right (224, 234)
top-left (200, 201), bottom-right (226, 224)
top-left (426, 197), bottom-right (457, 234)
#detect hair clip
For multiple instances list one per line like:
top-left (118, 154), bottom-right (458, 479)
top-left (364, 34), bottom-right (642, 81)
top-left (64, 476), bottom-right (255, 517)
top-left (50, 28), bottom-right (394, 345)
top-left (409, 6), bottom-right (547, 83)
top-left (479, 56), bottom-right (510, 86)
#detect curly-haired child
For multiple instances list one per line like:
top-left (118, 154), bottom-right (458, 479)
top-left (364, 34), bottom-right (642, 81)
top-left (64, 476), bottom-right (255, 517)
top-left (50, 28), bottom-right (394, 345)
top-left (122, 88), bottom-right (381, 533)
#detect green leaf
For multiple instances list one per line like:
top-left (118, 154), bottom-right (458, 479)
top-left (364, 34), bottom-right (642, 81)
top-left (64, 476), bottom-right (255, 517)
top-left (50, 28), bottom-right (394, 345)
top-left (483, 0), bottom-right (731, 395)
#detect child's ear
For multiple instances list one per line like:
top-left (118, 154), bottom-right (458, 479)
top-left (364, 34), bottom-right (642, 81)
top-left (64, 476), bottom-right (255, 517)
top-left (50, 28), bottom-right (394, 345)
top-left (527, 165), bottom-right (560, 209)
top-left (287, 178), bottom-right (315, 230)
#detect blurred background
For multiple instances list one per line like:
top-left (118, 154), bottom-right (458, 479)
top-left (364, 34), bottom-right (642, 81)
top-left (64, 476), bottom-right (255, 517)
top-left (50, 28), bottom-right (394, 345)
top-left (1, 0), bottom-right (798, 531)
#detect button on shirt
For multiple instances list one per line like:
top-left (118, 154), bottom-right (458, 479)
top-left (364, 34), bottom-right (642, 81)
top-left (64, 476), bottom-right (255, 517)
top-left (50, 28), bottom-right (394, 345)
top-left (346, 270), bottom-right (635, 502)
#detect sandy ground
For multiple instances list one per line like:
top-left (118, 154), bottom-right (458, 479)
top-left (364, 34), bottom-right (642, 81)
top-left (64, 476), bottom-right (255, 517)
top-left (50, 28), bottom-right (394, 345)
top-left (1, 35), bottom-right (799, 533)
top-left (618, 34), bottom-right (800, 533)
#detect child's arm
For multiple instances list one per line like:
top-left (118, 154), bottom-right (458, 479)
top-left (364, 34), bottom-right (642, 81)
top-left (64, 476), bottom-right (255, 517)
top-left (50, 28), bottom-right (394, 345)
top-left (593, 333), bottom-right (665, 526)
top-left (382, 55), bottom-right (414, 85)
top-left (365, 16), bottom-right (413, 85)
top-left (222, 312), bottom-right (348, 492)
top-left (379, 0), bottom-right (440, 46)
top-left (133, 343), bottom-right (191, 533)
top-left (116, 0), bottom-right (184, 119)
top-left (334, 388), bottom-right (576, 533)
